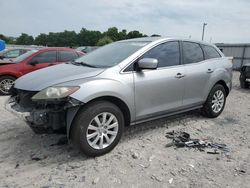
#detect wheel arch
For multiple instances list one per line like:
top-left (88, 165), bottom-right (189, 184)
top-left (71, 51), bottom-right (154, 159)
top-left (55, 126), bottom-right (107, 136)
top-left (214, 80), bottom-right (230, 96)
top-left (67, 95), bottom-right (131, 138)
top-left (0, 74), bottom-right (17, 79)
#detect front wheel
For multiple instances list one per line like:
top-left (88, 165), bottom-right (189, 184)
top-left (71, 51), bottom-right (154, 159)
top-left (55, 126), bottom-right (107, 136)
top-left (70, 101), bottom-right (124, 157)
top-left (202, 84), bottom-right (226, 118)
top-left (0, 76), bottom-right (16, 95)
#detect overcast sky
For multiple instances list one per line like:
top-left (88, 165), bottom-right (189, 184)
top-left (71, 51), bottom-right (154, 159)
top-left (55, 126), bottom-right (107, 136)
top-left (0, 0), bottom-right (250, 43)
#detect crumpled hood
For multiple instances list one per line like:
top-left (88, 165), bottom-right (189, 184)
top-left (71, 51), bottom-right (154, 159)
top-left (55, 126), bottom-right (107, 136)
top-left (15, 63), bottom-right (105, 91)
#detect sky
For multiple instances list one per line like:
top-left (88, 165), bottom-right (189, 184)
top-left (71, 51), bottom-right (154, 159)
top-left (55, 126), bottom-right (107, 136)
top-left (0, 0), bottom-right (250, 43)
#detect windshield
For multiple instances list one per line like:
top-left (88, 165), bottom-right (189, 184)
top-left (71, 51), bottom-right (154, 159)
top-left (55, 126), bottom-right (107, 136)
top-left (74, 41), bottom-right (149, 68)
top-left (13, 50), bottom-right (38, 63)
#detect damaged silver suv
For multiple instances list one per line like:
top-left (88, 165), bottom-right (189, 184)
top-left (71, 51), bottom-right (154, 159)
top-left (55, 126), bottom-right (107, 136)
top-left (5, 37), bottom-right (232, 156)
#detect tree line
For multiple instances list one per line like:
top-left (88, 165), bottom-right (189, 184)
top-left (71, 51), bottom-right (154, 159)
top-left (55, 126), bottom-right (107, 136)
top-left (0, 27), bottom-right (161, 47)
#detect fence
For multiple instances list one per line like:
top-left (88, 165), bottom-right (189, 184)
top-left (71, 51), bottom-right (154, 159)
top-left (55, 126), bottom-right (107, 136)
top-left (216, 43), bottom-right (250, 70)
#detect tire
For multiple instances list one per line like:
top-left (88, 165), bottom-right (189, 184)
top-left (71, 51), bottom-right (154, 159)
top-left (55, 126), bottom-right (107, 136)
top-left (70, 101), bottom-right (124, 157)
top-left (0, 76), bottom-right (16, 95)
top-left (201, 84), bottom-right (226, 118)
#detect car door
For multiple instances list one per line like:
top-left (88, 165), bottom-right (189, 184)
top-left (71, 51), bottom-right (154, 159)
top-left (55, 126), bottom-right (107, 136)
top-left (182, 41), bottom-right (215, 107)
top-left (22, 50), bottom-right (57, 75)
top-left (134, 41), bottom-right (185, 121)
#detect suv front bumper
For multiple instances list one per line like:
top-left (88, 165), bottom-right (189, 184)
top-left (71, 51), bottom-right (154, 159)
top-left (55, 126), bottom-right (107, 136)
top-left (5, 96), bottom-right (73, 132)
top-left (5, 97), bottom-right (31, 122)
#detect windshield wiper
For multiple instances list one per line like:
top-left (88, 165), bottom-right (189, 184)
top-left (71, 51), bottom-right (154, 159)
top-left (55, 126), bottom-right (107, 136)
top-left (72, 61), bottom-right (97, 68)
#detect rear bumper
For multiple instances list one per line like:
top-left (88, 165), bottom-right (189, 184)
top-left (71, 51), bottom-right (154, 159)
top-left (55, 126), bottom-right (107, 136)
top-left (227, 80), bottom-right (232, 92)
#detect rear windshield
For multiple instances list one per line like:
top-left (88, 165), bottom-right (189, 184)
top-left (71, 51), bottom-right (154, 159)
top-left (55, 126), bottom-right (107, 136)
top-left (74, 41), bottom-right (149, 68)
top-left (13, 50), bottom-right (38, 63)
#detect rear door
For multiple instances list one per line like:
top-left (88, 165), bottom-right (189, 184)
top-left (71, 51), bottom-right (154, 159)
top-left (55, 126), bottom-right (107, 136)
top-left (22, 50), bottom-right (57, 75)
top-left (134, 41), bottom-right (186, 121)
top-left (182, 42), bottom-right (216, 107)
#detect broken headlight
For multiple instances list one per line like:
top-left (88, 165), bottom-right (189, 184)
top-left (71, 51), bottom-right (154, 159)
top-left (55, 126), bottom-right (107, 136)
top-left (32, 86), bottom-right (80, 100)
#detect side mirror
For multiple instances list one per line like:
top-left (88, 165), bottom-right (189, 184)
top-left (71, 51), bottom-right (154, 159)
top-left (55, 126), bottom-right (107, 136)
top-left (137, 58), bottom-right (158, 70)
top-left (28, 60), bottom-right (39, 66)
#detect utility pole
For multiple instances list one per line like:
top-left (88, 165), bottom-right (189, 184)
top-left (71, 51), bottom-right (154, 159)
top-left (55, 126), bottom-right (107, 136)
top-left (202, 23), bottom-right (207, 41)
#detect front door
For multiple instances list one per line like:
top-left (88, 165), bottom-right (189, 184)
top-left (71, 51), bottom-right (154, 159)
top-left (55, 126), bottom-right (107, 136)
top-left (22, 50), bottom-right (58, 75)
top-left (134, 41), bottom-right (185, 121)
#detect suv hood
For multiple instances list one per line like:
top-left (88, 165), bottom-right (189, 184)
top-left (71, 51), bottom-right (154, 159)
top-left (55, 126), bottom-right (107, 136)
top-left (14, 63), bottom-right (105, 91)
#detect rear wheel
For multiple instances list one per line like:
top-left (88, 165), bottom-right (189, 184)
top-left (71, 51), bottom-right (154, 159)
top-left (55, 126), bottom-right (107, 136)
top-left (0, 76), bottom-right (16, 95)
top-left (202, 84), bottom-right (226, 118)
top-left (70, 101), bottom-right (124, 157)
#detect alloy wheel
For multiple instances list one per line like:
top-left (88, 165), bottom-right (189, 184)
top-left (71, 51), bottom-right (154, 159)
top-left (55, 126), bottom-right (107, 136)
top-left (0, 79), bottom-right (14, 94)
top-left (86, 112), bottom-right (119, 150)
top-left (211, 90), bottom-right (225, 113)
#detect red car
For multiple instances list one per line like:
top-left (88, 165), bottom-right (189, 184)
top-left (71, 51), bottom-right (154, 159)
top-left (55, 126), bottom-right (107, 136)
top-left (0, 47), bottom-right (84, 95)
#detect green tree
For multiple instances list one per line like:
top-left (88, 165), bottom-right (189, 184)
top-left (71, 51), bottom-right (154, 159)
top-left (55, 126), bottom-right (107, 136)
top-left (126, 30), bottom-right (146, 39)
top-left (0, 34), bottom-right (16, 44)
top-left (16, 33), bottom-right (34, 45)
top-left (103, 27), bottom-right (120, 41)
top-left (57, 30), bottom-right (78, 47)
top-left (96, 36), bottom-right (113, 46)
top-left (151, 34), bottom-right (161, 37)
top-left (34, 33), bottom-right (48, 46)
top-left (78, 28), bottom-right (102, 46)
top-left (118, 29), bottom-right (127, 40)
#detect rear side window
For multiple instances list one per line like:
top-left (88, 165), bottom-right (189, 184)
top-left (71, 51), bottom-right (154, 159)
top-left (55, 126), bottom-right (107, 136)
top-left (59, 51), bottom-right (78, 62)
top-left (141, 41), bottom-right (180, 67)
top-left (183, 42), bottom-right (204, 64)
top-left (202, 45), bottom-right (221, 59)
top-left (31, 51), bottom-right (57, 63)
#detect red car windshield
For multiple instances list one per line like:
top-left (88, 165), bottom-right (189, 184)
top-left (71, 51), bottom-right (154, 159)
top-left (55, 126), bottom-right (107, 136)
top-left (13, 50), bottom-right (38, 63)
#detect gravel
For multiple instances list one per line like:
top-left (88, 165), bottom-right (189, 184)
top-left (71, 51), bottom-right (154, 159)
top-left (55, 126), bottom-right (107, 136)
top-left (0, 71), bottom-right (250, 188)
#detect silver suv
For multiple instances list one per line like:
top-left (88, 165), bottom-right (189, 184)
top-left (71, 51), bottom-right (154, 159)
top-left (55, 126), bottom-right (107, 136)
top-left (5, 37), bottom-right (232, 156)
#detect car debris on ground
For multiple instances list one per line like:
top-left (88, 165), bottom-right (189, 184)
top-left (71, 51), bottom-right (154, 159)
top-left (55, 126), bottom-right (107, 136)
top-left (165, 131), bottom-right (230, 154)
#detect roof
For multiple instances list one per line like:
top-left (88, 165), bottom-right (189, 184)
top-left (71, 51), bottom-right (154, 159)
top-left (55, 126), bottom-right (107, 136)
top-left (119, 37), bottom-right (216, 47)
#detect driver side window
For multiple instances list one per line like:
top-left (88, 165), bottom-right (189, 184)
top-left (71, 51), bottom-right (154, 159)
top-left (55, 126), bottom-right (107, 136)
top-left (124, 41), bottom-right (180, 72)
top-left (141, 41), bottom-right (180, 68)
top-left (30, 51), bottom-right (57, 63)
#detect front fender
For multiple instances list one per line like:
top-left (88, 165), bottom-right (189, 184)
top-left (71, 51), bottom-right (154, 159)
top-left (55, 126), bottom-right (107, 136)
top-left (65, 78), bottom-right (135, 137)
top-left (66, 106), bottom-right (81, 138)
top-left (70, 78), bottom-right (134, 109)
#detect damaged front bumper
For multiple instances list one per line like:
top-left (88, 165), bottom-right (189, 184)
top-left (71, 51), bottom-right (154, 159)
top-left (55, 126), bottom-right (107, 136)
top-left (5, 95), bottom-right (82, 133)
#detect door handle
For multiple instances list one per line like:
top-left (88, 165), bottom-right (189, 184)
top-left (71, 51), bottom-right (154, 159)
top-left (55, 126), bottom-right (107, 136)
top-left (175, 73), bottom-right (185, 79)
top-left (207, 69), bottom-right (214, 73)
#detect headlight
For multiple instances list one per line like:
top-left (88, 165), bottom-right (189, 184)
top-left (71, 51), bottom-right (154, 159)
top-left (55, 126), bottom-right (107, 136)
top-left (32, 86), bottom-right (80, 100)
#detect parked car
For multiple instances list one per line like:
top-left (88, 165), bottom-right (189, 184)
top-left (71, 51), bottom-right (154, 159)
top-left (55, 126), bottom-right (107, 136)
top-left (6, 37), bottom-right (232, 156)
top-left (239, 63), bottom-right (250, 88)
top-left (76, 46), bottom-right (99, 53)
top-left (0, 47), bottom-right (84, 95)
top-left (0, 48), bottom-right (31, 59)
